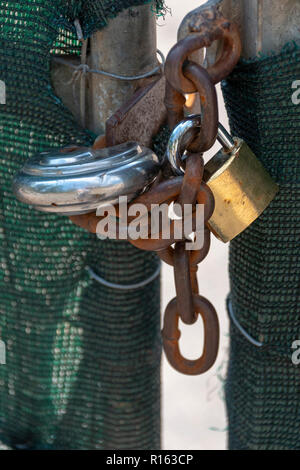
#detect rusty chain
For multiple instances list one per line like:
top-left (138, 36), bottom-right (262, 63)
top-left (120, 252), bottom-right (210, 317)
top-left (70, 8), bottom-right (242, 376)
top-left (158, 8), bottom-right (241, 374)
top-left (165, 6), bottom-right (241, 92)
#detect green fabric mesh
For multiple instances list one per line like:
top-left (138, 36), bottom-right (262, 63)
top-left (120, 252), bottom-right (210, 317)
top-left (0, 0), bottom-right (162, 450)
top-left (222, 43), bottom-right (300, 450)
top-left (53, 0), bottom-right (166, 45)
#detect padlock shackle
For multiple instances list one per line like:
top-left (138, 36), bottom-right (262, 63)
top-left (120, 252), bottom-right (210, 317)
top-left (166, 115), bottom-right (236, 174)
top-left (217, 123), bottom-right (235, 152)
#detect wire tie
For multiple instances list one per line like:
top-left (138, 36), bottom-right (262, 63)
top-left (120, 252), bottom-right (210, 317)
top-left (227, 297), bottom-right (264, 347)
top-left (74, 19), bottom-right (84, 42)
top-left (86, 265), bottom-right (161, 290)
top-left (53, 49), bottom-right (165, 82)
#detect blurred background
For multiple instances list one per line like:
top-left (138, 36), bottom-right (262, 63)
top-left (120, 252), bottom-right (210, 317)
top-left (157, 0), bottom-right (230, 450)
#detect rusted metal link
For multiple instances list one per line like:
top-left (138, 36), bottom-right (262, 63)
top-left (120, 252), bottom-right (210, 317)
top-left (157, 181), bottom-right (214, 264)
top-left (197, 182), bottom-right (215, 222)
top-left (162, 294), bottom-right (219, 375)
top-left (165, 61), bottom-right (218, 153)
top-left (69, 211), bottom-right (99, 234)
top-left (164, 81), bottom-right (185, 131)
top-left (177, 151), bottom-right (204, 208)
top-left (158, 226), bottom-right (211, 268)
top-left (190, 227), bottom-right (211, 265)
top-left (126, 176), bottom-right (182, 210)
top-left (127, 178), bottom-right (184, 251)
top-left (189, 264), bottom-right (199, 295)
top-left (130, 181), bottom-right (214, 252)
top-left (164, 7), bottom-right (241, 93)
top-left (183, 62), bottom-right (218, 153)
top-left (173, 241), bottom-right (196, 326)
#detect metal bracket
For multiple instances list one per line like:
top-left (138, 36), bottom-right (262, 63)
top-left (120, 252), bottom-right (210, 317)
top-left (178, 0), bottom-right (300, 60)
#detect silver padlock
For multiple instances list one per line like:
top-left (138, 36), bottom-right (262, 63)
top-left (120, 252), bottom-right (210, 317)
top-left (13, 141), bottom-right (161, 216)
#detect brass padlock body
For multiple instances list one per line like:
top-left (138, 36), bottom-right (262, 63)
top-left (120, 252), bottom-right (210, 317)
top-left (204, 138), bottom-right (279, 243)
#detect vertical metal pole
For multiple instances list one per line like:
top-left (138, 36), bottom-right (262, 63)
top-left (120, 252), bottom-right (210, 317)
top-left (242, 0), bottom-right (300, 56)
top-left (52, 5), bottom-right (158, 135)
top-left (87, 4), bottom-right (157, 134)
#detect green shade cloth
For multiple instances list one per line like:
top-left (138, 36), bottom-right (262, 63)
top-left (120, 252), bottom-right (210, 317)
top-left (222, 43), bottom-right (300, 450)
top-left (0, 0), bottom-right (162, 449)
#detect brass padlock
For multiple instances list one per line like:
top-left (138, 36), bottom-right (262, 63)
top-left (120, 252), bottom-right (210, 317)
top-left (204, 123), bottom-right (279, 242)
top-left (166, 116), bottom-right (279, 242)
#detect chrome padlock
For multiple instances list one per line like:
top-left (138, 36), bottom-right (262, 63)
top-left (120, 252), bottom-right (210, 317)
top-left (167, 115), bottom-right (279, 243)
top-left (13, 141), bottom-right (161, 216)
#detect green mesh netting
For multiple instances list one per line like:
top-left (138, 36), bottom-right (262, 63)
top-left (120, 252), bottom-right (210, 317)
top-left (65, 0), bottom-right (167, 39)
top-left (51, 0), bottom-right (166, 52)
top-left (222, 43), bottom-right (300, 450)
top-left (0, 0), bottom-right (163, 450)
